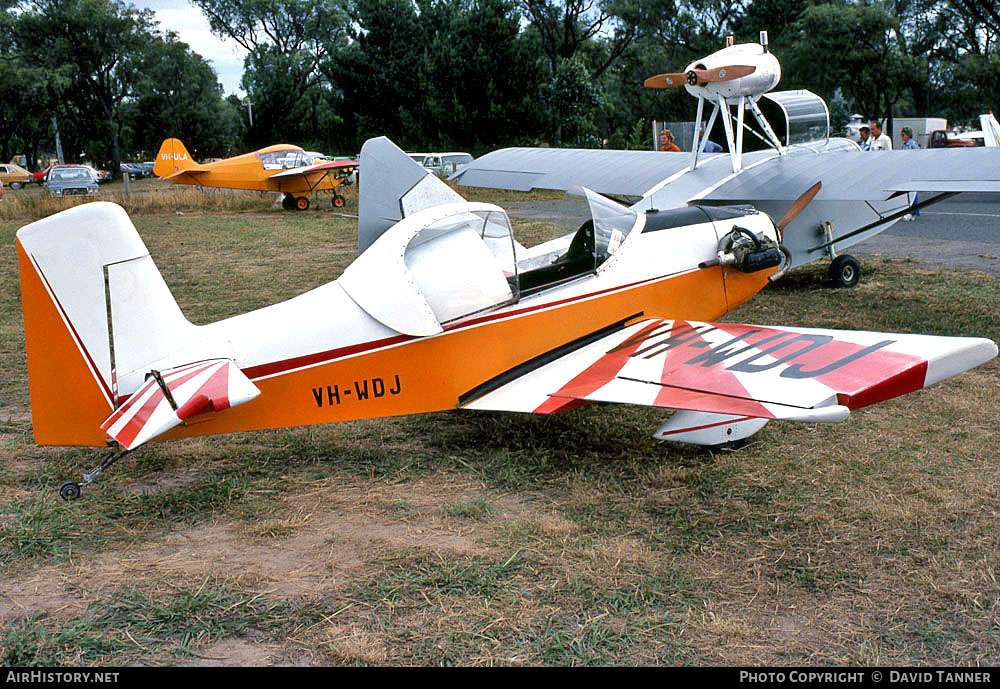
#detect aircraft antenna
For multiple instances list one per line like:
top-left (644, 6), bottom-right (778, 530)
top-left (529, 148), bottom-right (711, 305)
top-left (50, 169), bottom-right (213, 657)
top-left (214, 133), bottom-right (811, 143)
top-left (760, 31), bottom-right (769, 52)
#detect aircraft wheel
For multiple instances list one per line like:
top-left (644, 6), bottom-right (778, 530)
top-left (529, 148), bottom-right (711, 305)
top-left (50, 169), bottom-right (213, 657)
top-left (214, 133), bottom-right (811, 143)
top-left (10, 182), bottom-right (21, 190)
top-left (295, 196), bottom-right (310, 211)
top-left (829, 254), bottom-right (860, 288)
top-left (281, 193), bottom-right (296, 211)
top-left (60, 481), bottom-right (81, 501)
top-left (331, 194), bottom-right (345, 208)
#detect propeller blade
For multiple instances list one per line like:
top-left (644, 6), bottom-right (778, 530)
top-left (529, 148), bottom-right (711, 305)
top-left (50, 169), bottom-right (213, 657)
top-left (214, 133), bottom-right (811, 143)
top-left (644, 73), bottom-right (689, 89)
top-left (777, 181), bottom-right (823, 232)
top-left (688, 64), bottom-right (756, 85)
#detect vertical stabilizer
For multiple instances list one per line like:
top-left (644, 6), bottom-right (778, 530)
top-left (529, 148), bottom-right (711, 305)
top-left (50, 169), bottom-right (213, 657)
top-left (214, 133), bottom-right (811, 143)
top-left (154, 138), bottom-right (196, 177)
top-left (17, 203), bottom-right (200, 446)
top-left (357, 137), bottom-right (464, 255)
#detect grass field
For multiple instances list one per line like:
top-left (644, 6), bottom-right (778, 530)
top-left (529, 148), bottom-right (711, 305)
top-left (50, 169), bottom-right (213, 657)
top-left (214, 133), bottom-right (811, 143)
top-left (1, 188), bottom-right (998, 666)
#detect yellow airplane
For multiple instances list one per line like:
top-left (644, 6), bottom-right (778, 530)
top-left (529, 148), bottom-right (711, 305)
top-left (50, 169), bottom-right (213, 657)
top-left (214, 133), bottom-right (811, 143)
top-left (153, 138), bottom-right (358, 210)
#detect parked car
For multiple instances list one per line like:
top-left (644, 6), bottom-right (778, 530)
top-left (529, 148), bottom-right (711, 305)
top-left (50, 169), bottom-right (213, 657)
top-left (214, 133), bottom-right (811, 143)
top-left (929, 130), bottom-right (978, 148)
top-left (45, 166), bottom-right (100, 197)
top-left (82, 165), bottom-right (111, 183)
top-left (406, 152), bottom-right (474, 178)
top-left (0, 162), bottom-right (32, 189)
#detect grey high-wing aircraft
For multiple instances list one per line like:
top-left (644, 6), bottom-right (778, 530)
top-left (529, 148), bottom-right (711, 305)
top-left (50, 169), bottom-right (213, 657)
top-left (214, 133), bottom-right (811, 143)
top-left (451, 32), bottom-right (1000, 287)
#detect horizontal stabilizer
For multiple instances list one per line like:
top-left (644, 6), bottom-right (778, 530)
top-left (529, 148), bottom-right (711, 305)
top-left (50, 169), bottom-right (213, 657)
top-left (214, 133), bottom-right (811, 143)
top-left (101, 359), bottom-right (260, 450)
top-left (163, 167), bottom-right (208, 182)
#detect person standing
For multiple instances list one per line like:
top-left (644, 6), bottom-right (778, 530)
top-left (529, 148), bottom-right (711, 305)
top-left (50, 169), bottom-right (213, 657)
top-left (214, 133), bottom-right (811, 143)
top-left (870, 120), bottom-right (892, 150)
top-left (858, 125), bottom-right (872, 150)
top-left (900, 126), bottom-right (920, 150)
top-left (659, 128), bottom-right (681, 152)
top-left (698, 126), bottom-right (723, 153)
top-left (900, 126), bottom-right (920, 220)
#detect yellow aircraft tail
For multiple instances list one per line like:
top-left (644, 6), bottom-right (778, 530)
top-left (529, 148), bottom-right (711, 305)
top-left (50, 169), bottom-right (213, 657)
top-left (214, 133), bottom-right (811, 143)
top-left (154, 138), bottom-right (197, 177)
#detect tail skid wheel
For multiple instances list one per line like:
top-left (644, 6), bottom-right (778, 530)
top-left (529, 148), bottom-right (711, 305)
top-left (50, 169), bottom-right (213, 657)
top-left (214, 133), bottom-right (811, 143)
top-left (59, 450), bottom-right (131, 501)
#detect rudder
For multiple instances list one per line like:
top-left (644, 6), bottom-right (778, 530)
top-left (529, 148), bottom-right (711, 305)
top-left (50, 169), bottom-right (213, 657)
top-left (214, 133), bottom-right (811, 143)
top-left (17, 203), bottom-right (199, 446)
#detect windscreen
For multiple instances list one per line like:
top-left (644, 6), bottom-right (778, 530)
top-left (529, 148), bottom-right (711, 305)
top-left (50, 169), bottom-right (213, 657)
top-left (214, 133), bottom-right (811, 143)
top-left (762, 90), bottom-right (830, 146)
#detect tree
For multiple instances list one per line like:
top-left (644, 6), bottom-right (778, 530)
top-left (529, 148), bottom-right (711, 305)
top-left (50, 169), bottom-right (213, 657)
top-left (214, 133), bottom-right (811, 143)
top-left (193, 0), bottom-right (349, 149)
top-left (14, 0), bottom-right (159, 176)
top-left (125, 35), bottom-right (240, 158)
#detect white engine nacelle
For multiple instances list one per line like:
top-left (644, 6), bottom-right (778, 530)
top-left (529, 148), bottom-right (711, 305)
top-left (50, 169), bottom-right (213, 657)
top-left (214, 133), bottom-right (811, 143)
top-left (684, 43), bottom-right (781, 101)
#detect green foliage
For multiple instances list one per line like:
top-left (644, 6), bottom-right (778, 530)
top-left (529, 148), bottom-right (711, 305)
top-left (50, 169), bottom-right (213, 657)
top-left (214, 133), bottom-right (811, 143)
top-left (2, 0), bottom-right (998, 164)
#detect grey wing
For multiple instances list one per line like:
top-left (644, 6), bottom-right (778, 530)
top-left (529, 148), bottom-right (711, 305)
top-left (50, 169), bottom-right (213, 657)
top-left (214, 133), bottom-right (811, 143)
top-left (449, 147), bottom-right (694, 198)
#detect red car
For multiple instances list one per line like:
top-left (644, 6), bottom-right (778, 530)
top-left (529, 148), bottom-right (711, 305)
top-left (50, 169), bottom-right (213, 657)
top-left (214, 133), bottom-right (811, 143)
top-left (31, 165), bottom-right (56, 184)
top-left (930, 130), bottom-right (978, 148)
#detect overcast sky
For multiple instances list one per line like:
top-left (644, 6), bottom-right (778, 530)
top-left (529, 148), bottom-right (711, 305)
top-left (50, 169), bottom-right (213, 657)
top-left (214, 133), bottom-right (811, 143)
top-left (133, 0), bottom-right (248, 96)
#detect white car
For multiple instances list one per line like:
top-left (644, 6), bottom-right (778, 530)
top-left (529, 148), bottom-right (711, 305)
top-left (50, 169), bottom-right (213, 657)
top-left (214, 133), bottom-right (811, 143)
top-left (408, 152), bottom-right (474, 178)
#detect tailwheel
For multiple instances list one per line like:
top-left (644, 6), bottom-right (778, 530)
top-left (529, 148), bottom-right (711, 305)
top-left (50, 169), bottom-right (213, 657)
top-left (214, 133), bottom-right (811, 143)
top-left (60, 481), bottom-right (81, 501)
top-left (331, 194), bottom-right (345, 208)
top-left (281, 193), bottom-right (296, 211)
top-left (828, 254), bottom-right (860, 288)
top-left (59, 449), bottom-right (131, 501)
top-left (295, 196), bottom-right (310, 211)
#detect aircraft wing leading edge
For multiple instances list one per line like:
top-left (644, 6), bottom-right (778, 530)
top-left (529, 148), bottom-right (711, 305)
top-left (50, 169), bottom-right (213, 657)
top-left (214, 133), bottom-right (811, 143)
top-left (461, 318), bottom-right (997, 439)
top-left (452, 147), bottom-right (1000, 203)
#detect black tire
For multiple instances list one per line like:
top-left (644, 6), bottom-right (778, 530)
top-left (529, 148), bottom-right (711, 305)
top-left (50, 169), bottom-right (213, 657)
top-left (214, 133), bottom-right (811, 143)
top-left (281, 193), bottom-right (296, 211)
top-left (60, 481), bottom-right (81, 501)
top-left (332, 194), bottom-right (345, 208)
top-left (829, 254), bottom-right (860, 288)
top-left (295, 196), bottom-right (310, 211)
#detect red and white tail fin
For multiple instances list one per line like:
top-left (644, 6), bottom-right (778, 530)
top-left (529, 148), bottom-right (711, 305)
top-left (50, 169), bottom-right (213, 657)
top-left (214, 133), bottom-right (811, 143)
top-left (16, 203), bottom-right (202, 446)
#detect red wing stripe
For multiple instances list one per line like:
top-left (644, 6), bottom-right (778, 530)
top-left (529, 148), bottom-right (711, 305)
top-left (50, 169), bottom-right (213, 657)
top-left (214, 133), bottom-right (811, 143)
top-left (536, 320), bottom-right (667, 413)
top-left (657, 415), bottom-right (755, 436)
top-left (653, 321), bottom-right (771, 416)
top-left (113, 386), bottom-right (167, 448)
top-left (176, 364), bottom-right (232, 420)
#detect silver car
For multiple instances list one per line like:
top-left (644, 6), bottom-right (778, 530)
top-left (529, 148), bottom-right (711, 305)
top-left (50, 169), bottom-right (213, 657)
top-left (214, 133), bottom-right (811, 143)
top-left (45, 166), bottom-right (100, 197)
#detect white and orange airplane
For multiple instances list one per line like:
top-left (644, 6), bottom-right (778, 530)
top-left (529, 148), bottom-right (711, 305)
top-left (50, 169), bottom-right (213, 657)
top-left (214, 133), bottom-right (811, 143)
top-left (16, 137), bottom-right (997, 500)
top-left (153, 138), bottom-right (358, 210)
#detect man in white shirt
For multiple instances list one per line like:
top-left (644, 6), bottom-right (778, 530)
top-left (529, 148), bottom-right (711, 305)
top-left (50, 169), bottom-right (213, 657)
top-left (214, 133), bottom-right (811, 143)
top-left (869, 120), bottom-right (892, 150)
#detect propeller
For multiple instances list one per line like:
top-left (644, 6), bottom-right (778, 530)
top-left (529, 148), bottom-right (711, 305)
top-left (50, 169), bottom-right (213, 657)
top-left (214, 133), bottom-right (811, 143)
top-left (775, 180), bottom-right (822, 235)
top-left (643, 73), bottom-right (688, 89)
top-left (687, 64), bottom-right (756, 85)
top-left (644, 64), bottom-right (756, 89)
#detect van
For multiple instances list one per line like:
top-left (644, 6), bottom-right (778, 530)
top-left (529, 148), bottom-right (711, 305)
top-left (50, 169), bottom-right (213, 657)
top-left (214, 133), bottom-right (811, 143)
top-left (407, 152), bottom-right (474, 178)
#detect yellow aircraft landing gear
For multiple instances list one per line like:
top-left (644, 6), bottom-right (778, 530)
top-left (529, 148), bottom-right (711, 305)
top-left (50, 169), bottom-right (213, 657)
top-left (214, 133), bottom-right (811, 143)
top-left (332, 194), bottom-right (345, 208)
top-left (281, 194), bottom-right (310, 211)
